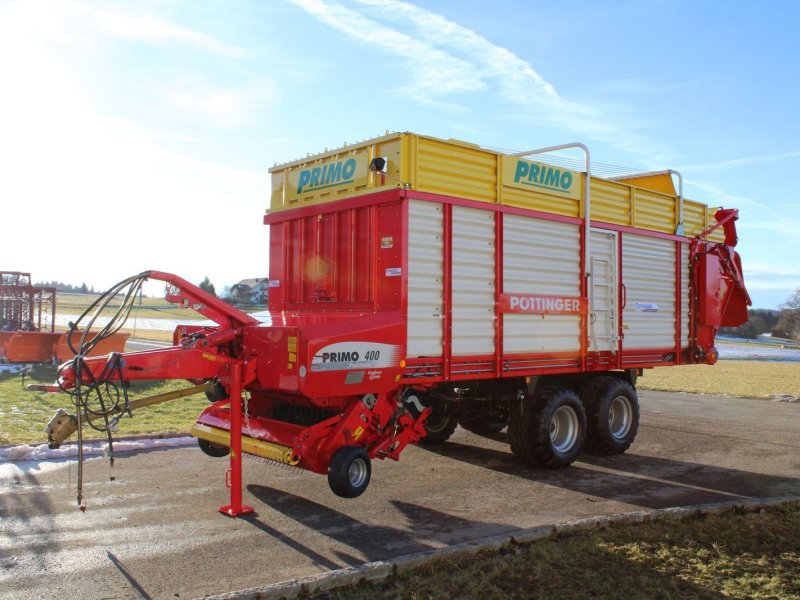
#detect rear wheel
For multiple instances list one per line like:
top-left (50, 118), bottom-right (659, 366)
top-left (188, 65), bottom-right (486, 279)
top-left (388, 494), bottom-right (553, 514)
top-left (328, 446), bottom-right (371, 498)
top-left (419, 407), bottom-right (458, 444)
top-left (580, 377), bottom-right (639, 455)
top-left (197, 438), bottom-right (229, 458)
top-left (508, 388), bottom-right (586, 468)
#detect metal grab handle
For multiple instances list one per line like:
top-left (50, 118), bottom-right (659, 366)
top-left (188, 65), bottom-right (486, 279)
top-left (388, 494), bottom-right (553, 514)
top-left (621, 283), bottom-right (627, 309)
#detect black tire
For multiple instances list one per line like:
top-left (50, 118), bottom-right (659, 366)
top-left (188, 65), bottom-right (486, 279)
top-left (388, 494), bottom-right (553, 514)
top-left (328, 446), bottom-right (371, 498)
top-left (508, 387), bottom-right (586, 468)
top-left (205, 380), bottom-right (227, 402)
top-left (457, 408), bottom-right (508, 436)
top-left (419, 408), bottom-right (458, 444)
top-left (580, 377), bottom-right (639, 455)
top-left (197, 438), bottom-right (229, 458)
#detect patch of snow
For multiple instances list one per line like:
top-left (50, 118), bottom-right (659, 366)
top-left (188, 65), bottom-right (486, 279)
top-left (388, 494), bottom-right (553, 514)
top-left (718, 342), bottom-right (800, 363)
top-left (0, 436), bottom-right (197, 482)
top-left (770, 394), bottom-right (800, 403)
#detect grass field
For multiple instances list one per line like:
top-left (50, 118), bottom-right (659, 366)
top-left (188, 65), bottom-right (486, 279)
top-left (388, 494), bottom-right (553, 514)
top-left (0, 365), bottom-right (207, 446)
top-left (637, 360), bottom-right (800, 398)
top-left (306, 502), bottom-right (800, 600)
top-left (58, 292), bottom-right (210, 321)
top-left (54, 292), bottom-right (267, 341)
top-left (2, 360), bottom-right (798, 447)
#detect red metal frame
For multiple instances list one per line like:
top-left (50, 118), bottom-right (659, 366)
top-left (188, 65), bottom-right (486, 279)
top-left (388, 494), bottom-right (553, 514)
top-left (442, 203), bottom-right (453, 381)
top-left (44, 183), bottom-right (749, 511)
top-left (494, 212), bottom-right (504, 378)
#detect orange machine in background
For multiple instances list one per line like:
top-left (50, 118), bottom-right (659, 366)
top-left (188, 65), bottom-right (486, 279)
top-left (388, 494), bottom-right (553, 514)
top-left (0, 271), bottom-right (128, 364)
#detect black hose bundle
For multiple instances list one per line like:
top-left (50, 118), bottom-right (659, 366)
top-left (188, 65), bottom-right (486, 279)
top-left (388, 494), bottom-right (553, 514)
top-left (57, 271), bottom-right (151, 509)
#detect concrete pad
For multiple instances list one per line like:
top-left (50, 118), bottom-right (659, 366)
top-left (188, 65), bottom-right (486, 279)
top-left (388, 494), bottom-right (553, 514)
top-left (1, 390), bottom-right (799, 599)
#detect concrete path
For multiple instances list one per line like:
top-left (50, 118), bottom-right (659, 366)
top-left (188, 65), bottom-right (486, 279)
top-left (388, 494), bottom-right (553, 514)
top-left (2, 390), bottom-right (798, 599)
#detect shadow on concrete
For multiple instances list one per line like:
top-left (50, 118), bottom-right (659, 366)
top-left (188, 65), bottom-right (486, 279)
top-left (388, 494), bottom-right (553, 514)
top-left (246, 485), bottom-right (723, 599)
top-left (106, 551), bottom-right (152, 600)
top-left (0, 470), bottom-right (60, 574)
top-left (247, 484), bottom-right (513, 566)
top-left (420, 441), bottom-right (800, 509)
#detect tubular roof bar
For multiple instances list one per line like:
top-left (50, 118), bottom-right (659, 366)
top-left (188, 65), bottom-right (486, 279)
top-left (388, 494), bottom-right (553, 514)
top-left (513, 143), bottom-right (592, 278)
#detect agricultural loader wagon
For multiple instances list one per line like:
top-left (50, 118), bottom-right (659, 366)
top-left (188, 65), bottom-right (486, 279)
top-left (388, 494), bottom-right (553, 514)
top-left (38, 133), bottom-right (750, 515)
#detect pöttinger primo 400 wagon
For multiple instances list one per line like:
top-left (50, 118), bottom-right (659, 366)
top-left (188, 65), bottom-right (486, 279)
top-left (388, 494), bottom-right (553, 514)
top-left (40, 133), bottom-right (750, 514)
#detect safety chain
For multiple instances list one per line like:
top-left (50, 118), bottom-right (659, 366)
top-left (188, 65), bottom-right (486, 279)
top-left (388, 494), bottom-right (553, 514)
top-left (243, 391), bottom-right (252, 435)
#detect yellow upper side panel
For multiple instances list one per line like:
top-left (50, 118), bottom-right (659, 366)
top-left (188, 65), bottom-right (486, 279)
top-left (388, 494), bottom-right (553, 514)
top-left (634, 189), bottom-right (679, 233)
top-left (412, 136), bottom-right (498, 203)
top-left (269, 134), bottom-right (405, 211)
top-left (269, 132), bottom-right (724, 240)
top-left (591, 178), bottom-right (632, 226)
top-left (612, 173), bottom-right (677, 196)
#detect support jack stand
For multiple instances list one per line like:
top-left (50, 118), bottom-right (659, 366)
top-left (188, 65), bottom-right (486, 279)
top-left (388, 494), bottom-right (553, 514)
top-left (219, 361), bottom-right (254, 517)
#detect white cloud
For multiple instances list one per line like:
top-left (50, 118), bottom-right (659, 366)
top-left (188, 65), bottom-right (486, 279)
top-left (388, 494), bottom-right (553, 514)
top-left (685, 180), bottom-right (769, 211)
top-left (37, 0), bottom-right (249, 58)
top-left (289, 0), bottom-right (672, 162)
top-left (679, 150), bottom-right (800, 173)
top-left (287, 0), bottom-right (485, 110)
top-left (741, 260), bottom-right (800, 291)
top-left (1, 0), bottom-right (247, 57)
top-left (88, 7), bottom-right (248, 57)
top-left (0, 1), bottom-right (268, 291)
top-left (164, 78), bottom-right (280, 127)
top-left (685, 180), bottom-right (800, 246)
top-left (592, 78), bottom-right (691, 95)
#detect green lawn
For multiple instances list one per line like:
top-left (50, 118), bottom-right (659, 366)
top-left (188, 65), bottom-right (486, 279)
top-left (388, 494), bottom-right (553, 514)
top-left (58, 292), bottom-right (207, 321)
top-left (3, 360), bottom-right (797, 447)
top-left (306, 502), bottom-right (800, 600)
top-left (0, 365), bottom-right (208, 446)
top-left (638, 360), bottom-right (800, 399)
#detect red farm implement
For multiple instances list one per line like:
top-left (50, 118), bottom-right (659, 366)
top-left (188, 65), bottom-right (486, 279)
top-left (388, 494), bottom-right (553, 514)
top-left (35, 133), bottom-right (751, 515)
top-left (0, 271), bottom-right (128, 364)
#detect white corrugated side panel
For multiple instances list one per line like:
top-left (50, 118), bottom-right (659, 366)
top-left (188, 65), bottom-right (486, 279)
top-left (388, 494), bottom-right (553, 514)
top-left (407, 201), bottom-right (443, 357)
top-left (622, 234), bottom-right (676, 349)
top-left (503, 215), bottom-right (581, 353)
top-left (682, 243), bottom-right (690, 348)
top-left (451, 206), bottom-right (495, 355)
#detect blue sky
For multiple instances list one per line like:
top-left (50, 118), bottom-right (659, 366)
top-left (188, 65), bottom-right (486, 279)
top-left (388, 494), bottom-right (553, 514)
top-left (1, 0), bottom-right (797, 308)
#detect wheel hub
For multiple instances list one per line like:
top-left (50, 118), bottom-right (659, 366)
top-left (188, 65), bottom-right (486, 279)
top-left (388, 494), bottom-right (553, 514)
top-left (348, 458), bottom-right (368, 488)
top-left (608, 395), bottom-right (632, 440)
top-left (550, 405), bottom-right (579, 452)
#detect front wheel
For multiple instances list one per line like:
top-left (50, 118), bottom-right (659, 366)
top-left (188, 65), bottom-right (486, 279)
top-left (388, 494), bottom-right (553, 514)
top-left (508, 388), bottom-right (586, 469)
top-left (197, 438), bottom-right (229, 458)
top-left (328, 446), bottom-right (372, 498)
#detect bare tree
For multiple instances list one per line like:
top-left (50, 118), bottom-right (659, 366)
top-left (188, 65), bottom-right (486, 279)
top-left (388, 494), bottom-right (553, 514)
top-left (774, 289), bottom-right (800, 339)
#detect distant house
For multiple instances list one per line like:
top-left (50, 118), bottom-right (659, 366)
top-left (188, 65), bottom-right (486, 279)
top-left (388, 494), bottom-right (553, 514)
top-left (230, 278), bottom-right (269, 305)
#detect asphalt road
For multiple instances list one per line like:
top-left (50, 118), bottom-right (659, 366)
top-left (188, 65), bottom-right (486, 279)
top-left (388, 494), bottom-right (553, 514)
top-left (2, 390), bottom-right (799, 600)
